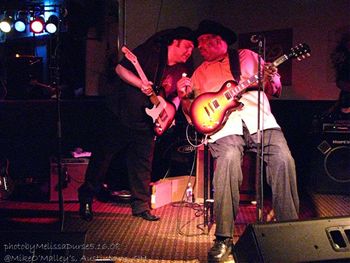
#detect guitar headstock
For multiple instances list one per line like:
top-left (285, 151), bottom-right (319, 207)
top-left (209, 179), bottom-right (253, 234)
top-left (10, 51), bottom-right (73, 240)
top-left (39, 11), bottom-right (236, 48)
top-left (288, 43), bottom-right (311, 61)
top-left (121, 46), bottom-right (137, 64)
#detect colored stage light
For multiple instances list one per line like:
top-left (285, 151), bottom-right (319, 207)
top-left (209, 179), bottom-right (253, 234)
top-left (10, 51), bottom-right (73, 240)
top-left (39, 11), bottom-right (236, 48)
top-left (14, 12), bottom-right (28, 32)
top-left (45, 15), bottom-right (59, 34)
top-left (0, 17), bottom-right (12, 33)
top-left (14, 19), bottom-right (26, 32)
top-left (30, 16), bottom-right (45, 33)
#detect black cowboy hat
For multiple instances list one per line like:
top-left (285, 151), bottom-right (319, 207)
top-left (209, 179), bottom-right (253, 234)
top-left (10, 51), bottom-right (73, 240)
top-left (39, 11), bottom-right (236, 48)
top-left (156, 26), bottom-right (197, 46)
top-left (170, 26), bottom-right (196, 42)
top-left (195, 20), bottom-right (237, 45)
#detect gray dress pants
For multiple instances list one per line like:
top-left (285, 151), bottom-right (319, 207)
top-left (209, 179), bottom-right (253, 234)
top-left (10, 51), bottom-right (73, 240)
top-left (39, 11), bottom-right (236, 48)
top-left (208, 127), bottom-right (299, 238)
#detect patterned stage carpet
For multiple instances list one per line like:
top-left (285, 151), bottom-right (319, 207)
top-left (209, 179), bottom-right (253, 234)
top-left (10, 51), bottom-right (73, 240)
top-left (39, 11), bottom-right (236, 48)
top-left (0, 193), bottom-right (349, 262)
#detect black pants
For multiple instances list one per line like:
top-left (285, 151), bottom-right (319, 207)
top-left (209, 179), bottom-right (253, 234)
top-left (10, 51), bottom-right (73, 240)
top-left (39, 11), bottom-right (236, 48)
top-left (78, 110), bottom-right (155, 214)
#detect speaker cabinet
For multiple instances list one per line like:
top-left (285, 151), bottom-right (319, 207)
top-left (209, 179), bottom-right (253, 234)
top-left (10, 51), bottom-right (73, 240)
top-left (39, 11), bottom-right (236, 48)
top-left (50, 158), bottom-right (89, 201)
top-left (311, 131), bottom-right (350, 194)
top-left (235, 216), bottom-right (350, 263)
top-left (152, 137), bottom-right (197, 182)
top-left (0, 231), bottom-right (86, 262)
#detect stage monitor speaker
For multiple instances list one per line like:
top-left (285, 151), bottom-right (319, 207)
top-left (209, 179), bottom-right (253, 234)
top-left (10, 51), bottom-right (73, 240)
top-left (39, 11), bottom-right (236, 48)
top-left (311, 130), bottom-right (350, 194)
top-left (235, 216), bottom-right (350, 263)
top-left (0, 231), bottom-right (86, 262)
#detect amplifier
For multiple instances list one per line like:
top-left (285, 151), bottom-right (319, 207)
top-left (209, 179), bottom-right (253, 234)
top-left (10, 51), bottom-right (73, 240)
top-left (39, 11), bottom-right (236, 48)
top-left (311, 130), bottom-right (350, 194)
top-left (50, 158), bottom-right (89, 201)
top-left (323, 121), bottom-right (350, 133)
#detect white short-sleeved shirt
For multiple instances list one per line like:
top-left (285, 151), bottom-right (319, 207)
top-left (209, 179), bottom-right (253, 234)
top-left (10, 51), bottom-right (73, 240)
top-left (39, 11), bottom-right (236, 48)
top-left (191, 49), bottom-right (281, 142)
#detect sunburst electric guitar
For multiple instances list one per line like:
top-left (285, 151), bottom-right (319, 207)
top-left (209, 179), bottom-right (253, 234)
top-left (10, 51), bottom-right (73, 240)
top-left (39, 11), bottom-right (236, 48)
top-left (121, 46), bottom-right (176, 136)
top-left (190, 43), bottom-right (311, 135)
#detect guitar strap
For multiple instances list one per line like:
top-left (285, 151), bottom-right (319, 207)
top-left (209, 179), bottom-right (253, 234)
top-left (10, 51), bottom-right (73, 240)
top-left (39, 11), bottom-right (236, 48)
top-left (228, 48), bottom-right (241, 82)
top-left (229, 48), bottom-right (260, 94)
top-left (153, 44), bottom-right (168, 96)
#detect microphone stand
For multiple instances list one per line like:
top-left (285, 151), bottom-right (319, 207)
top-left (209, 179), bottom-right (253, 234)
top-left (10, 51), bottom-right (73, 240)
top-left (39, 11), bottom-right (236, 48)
top-left (50, 17), bottom-right (65, 232)
top-left (255, 37), bottom-right (265, 223)
top-left (54, 76), bottom-right (65, 232)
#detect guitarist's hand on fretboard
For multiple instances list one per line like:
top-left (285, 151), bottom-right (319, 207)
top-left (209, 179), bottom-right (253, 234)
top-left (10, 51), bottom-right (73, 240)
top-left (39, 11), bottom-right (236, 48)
top-left (263, 62), bottom-right (279, 81)
top-left (263, 62), bottom-right (281, 97)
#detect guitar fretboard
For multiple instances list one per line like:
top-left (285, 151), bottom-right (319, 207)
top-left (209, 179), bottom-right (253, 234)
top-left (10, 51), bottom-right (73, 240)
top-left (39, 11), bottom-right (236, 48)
top-left (226, 53), bottom-right (290, 99)
top-left (121, 46), bottom-right (160, 106)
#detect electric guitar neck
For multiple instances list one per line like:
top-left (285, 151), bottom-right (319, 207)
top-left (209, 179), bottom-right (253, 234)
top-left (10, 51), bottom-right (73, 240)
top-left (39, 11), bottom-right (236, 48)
top-left (121, 46), bottom-right (176, 136)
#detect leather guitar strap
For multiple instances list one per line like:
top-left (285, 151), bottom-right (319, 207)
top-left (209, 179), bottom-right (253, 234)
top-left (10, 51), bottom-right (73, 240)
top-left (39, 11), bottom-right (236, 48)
top-left (228, 48), bottom-right (241, 83)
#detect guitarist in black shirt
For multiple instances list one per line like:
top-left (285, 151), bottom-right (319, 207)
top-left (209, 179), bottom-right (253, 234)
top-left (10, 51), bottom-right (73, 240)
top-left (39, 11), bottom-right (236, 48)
top-left (78, 27), bottom-right (195, 221)
top-left (331, 32), bottom-right (350, 118)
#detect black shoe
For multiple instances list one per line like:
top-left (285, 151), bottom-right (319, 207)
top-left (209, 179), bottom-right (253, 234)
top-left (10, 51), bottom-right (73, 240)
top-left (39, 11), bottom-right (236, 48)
top-left (96, 185), bottom-right (112, 203)
top-left (79, 202), bottom-right (93, 221)
top-left (207, 238), bottom-right (232, 262)
top-left (133, 211), bottom-right (160, 221)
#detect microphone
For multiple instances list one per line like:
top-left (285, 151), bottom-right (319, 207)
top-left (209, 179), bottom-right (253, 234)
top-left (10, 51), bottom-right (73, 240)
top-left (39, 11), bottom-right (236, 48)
top-left (181, 73), bottom-right (194, 99)
top-left (250, 34), bottom-right (264, 43)
top-left (182, 72), bottom-right (189, 93)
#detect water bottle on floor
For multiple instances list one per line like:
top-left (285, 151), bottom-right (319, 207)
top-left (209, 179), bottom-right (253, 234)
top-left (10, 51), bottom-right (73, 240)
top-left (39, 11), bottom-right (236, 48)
top-left (185, 183), bottom-right (194, 203)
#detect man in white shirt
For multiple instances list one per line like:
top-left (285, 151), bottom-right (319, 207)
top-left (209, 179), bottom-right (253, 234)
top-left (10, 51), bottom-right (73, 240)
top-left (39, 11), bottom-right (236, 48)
top-left (177, 20), bottom-right (299, 262)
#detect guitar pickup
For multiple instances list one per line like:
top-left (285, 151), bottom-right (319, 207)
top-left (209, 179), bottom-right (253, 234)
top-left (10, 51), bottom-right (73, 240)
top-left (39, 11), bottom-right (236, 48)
top-left (224, 91), bottom-right (232, 100)
top-left (204, 107), bottom-right (211, 116)
top-left (159, 110), bottom-right (168, 121)
top-left (212, 100), bottom-right (220, 109)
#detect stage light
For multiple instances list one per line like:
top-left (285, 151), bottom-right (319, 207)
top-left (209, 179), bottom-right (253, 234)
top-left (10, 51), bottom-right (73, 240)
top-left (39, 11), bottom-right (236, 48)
top-left (30, 16), bottom-right (45, 34)
top-left (0, 17), bottom-right (12, 33)
top-left (45, 15), bottom-right (59, 34)
top-left (14, 19), bottom-right (26, 32)
top-left (14, 12), bottom-right (28, 32)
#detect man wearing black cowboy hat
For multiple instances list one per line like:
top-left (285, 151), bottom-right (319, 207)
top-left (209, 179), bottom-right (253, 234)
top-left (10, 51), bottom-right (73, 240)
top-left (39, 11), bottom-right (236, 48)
top-left (331, 32), bottom-right (350, 119)
top-left (177, 20), bottom-right (299, 262)
top-left (78, 26), bottom-right (195, 222)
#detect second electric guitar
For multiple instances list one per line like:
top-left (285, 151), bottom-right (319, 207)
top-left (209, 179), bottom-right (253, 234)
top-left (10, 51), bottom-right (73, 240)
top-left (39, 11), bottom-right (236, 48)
top-left (121, 46), bottom-right (176, 136)
top-left (190, 43), bottom-right (311, 135)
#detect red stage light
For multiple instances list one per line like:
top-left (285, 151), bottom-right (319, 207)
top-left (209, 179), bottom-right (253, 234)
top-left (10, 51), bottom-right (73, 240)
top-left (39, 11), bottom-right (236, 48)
top-left (30, 16), bottom-right (45, 33)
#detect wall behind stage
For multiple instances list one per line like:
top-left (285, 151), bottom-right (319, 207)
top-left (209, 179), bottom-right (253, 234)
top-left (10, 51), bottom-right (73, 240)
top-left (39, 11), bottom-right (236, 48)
top-left (120, 0), bottom-right (349, 101)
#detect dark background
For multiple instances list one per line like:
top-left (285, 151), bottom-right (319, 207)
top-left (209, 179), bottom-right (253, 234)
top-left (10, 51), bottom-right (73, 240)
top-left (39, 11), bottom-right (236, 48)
top-left (0, 98), bottom-right (343, 201)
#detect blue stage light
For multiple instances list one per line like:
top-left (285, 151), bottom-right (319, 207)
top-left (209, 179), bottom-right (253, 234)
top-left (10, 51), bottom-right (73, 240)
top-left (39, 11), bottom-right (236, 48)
top-left (14, 19), bottom-right (26, 32)
top-left (14, 12), bottom-right (28, 32)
